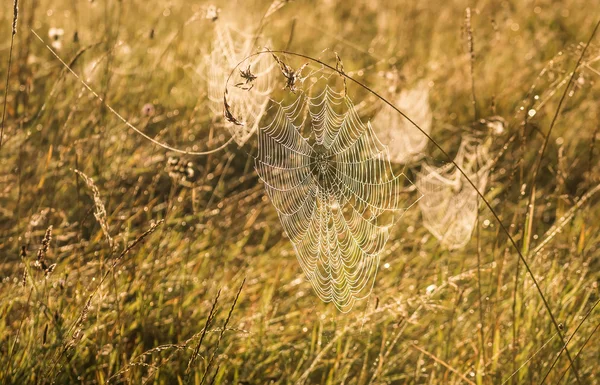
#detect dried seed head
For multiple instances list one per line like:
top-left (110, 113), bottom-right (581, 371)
top-left (68, 298), bottom-right (91, 350)
top-left (45, 263), bottom-right (57, 277)
top-left (73, 170), bottom-right (113, 249)
top-left (20, 245), bottom-right (27, 286)
top-left (34, 226), bottom-right (53, 271)
top-left (11, 0), bottom-right (18, 35)
top-left (334, 52), bottom-right (347, 96)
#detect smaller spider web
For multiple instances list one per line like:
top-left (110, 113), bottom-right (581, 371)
top-left (205, 23), bottom-right (276, 146)
top-left (372, 80), bottom-right (433, 165)
top-left (416, 135), bottom-right (491, 250)
top-left (256, 84), bottom-right (421, 312)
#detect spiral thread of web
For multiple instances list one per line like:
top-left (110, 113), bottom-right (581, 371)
top-left (255, 85), bottom-right (416, 312)
top-left (416, 136), bottom-right (491, 250)
top-left (206, 23), bottom-right (276, 146)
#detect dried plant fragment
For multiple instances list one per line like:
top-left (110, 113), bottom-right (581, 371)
top-left (205, 23), bottom-right (275, 146)
top-left (223, 93), bottom-right (244, 126)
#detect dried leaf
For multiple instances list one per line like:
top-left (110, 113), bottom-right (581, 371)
top-left (223, 92), bottom-right (244, 126)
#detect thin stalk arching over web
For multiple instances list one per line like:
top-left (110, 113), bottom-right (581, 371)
top-left (223, 42), bottom-right (596, 371)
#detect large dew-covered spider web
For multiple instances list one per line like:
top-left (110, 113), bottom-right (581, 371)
top-left (416, 135), bottom-right (492, 250)
top-left (255, 84), bottom-right (420, 312)
top-left (372, 80), bottom-right (433, 164)
top-left (205, 23), bottom-right (276, 146)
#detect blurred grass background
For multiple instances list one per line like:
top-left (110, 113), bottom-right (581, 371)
top-left (1, 0), bottom-right (599, 384)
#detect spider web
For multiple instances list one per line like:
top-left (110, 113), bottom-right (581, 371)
top-left (256, 84), bottom-right (420, 312)
top-left (372, 80), bottom-right (433, 164)
top-left (416, 135), bottom-right (491, 250)
top-left (206, 23), bottom-right (276, 146)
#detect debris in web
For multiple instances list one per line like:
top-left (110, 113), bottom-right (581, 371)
top-left (255, 78), bottom-right (420, 312)
top-left (416, 135), bottom-right (491, 250)
top-left (205, 23), bottom-right (276, 146)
